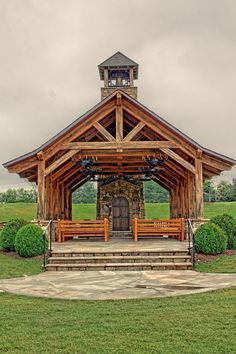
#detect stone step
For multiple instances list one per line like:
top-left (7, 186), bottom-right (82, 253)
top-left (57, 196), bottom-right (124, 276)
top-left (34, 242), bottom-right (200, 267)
top-left (48, 255), bottom-right (191, 264)
top-left (46, 262), bottom-right (192, 271)
top-left (51, 250), bottom-right (189, 258)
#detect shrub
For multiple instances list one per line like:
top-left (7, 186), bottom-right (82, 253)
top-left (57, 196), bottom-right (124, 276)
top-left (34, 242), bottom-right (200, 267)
top-left (0, 218), bottom-right (28, 251)
top-left (211, 214), bottom-right (236, 250)
top-left (15, 224), bottom-right (48, 257)
top-left (195, 223), bottom-right (227, 255)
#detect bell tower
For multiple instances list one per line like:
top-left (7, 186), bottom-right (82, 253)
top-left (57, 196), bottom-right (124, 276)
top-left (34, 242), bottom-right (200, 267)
top-left (98, 51), bottom-right (138, 100)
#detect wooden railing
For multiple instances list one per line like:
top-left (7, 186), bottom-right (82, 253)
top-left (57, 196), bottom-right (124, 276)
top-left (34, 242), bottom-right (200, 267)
top-left (57, 219), bottom-right (109, 243)
top-left (132, 218), bottom-right (185, 242)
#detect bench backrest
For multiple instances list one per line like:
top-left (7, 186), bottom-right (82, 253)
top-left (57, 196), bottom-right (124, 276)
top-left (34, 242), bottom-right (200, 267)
top-left (135, 218), bottom-right (183, 229)
top-left (59, 219), bottom-right (105, 231)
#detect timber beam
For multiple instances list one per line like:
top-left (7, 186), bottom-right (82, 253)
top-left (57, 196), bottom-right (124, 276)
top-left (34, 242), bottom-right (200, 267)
top-left (62, 141), bottom-right (178, 150)
top-left (160, 148), bottom-right (195, 174)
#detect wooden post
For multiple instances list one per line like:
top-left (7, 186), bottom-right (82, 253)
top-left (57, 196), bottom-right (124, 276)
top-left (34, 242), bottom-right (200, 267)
top-left (187, 173), bottom-right (195, 218)
top-left (169, 189), bottom-right (174, 218)
top-left (68, 191), bottom-right (72, 220)
top-left (130, 67), bottom-right (134, 86)
top-left (133, 218), bottom-right (138, 242)
top-left (58, 219), bottom-right (61, 243)
top-left (37, 152), bottom-right (45, 220)
top-left (104, 218), bottom-right (109, 242)
top-left (104, 68), bottom-right (109, 88)
top-left (61, 183), bottom-right (65, 219)
top-left (179, 182), bottom-right (185, 218)
top-left (195, 158), bottom-right (204, 219)
top-left (170, 187), bottom-right (178, 218)
top-left (49, 174), bottom-right (53, 219)
top-left (45, 175), bottom-right (52, 220)
top-left (116, 93), bottom-right (123, 143)
top-left (180, 218), bottom-right (185, 241)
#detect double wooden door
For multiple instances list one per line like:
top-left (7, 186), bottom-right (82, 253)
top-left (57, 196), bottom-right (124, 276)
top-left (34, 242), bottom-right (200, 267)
top-left (112, 197), bottom-right (129, 231)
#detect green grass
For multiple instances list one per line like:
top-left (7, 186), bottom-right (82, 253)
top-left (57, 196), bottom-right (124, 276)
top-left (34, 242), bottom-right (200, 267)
top-left (0, 202), bottom-right (236, 221)
top-left (72, 203), bottom-right (96, 219)
top-left (0, 288), bottom-right (235, 353)
top-left (145, 202), bottom-right (170, 218)
top-left (195, 254), bottom-right (236, 273)
top-left (0, 253), bottom-right (43, 279)
top-left (0, 203), bottom-right (37, 221)
top-left (203, 202), bottom-right (236, 218)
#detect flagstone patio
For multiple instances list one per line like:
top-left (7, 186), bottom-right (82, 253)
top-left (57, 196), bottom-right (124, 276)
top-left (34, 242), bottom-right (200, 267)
top-left (0, 270), bottom-right (235, 300)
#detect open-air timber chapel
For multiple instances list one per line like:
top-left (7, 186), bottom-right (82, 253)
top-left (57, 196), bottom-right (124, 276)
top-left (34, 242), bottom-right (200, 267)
top-left (3, 52), bottom-right (235, 262)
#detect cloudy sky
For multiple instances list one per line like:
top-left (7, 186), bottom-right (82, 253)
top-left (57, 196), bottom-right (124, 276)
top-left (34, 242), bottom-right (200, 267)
top-left (0, 0), bottom-right (235, 191)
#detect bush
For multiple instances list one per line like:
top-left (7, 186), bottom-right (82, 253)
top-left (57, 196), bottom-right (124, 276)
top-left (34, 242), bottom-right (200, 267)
top-left (0, 218), bottom-right (28, 251)
top-left (15, 224), bottom-right (48, 257)
top-left (211, 214), bottom-right (236, 250)
top-left (195, 223), bottom-right (227, 255)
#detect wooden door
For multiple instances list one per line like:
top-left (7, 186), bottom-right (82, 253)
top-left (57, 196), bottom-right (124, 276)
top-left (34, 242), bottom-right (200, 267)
top-left (112, 197), bottom-right (129, 231)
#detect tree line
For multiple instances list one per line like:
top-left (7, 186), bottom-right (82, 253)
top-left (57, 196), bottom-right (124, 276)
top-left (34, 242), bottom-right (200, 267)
top-left (0, 179), bottom-right (235, 203)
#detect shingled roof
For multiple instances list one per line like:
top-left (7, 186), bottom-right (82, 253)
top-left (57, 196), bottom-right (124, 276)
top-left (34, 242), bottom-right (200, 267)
top-left (98, 51), bottom-right (139, 80)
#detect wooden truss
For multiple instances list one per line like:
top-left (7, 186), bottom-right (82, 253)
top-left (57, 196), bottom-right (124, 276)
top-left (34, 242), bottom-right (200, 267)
top-left (3, 90), bottom-right (235, 221)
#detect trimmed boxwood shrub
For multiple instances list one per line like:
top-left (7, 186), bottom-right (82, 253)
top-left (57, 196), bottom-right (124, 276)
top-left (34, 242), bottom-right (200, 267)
top-left (195, 223), bottom-right (227, 255)
top-left (0, 218), bottom-right (28, 251)
top-left (211, 214), bottom-right (236, 250)
top-left (15, 224), bottom-right (48, 257)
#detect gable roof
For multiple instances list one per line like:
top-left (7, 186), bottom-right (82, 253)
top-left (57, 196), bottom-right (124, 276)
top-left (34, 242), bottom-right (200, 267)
top-left (3, 89), bottom-right (236, 169)
top-left (98, 52), bottom-right (139, 80)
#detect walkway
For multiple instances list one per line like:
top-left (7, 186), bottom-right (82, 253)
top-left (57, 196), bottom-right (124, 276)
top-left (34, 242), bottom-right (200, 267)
top-left (0, 270), bottom-right (235, 300)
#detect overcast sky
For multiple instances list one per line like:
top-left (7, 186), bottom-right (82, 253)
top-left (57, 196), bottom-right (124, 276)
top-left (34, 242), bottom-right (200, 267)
top-left (0, 0), bottom-right (235, 191)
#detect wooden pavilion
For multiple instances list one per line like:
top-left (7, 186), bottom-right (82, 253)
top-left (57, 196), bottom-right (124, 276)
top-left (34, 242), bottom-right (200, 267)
top-left (3, 52), bottom-right (235, 233)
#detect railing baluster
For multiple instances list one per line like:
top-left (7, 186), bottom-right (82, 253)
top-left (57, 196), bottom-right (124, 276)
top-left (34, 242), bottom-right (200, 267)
top-left (187, 218), bottom-right (195, 267)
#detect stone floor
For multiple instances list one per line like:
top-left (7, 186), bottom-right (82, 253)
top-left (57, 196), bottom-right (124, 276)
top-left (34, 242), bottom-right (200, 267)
top-left (0, 270), bottom-right (235, 300)
top-left (52, 238), bottom-right (189, 253)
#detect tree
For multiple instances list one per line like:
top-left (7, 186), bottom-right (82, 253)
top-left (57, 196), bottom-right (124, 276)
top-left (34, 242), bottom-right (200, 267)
top-left (0, 188), bottom-right (37, 203)
top-left (72, 182), bottom-right (96, 203)
top-left (216, 181), bottom-right (233, 202)
top-left (144, 181), bottom-right (169, 203)
top-left (203, 180), bottom-right (216, 202)
top-left (231, 178), bottom-right (236, 201)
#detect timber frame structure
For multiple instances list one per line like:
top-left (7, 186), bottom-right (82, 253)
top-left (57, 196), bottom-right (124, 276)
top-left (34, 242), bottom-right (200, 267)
top-left (3, 89), bottom-right (235, 221)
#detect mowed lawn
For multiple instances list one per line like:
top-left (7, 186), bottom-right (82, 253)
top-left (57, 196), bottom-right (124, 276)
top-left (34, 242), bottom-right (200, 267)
top-left (0, 202), bottom-right (236, 221)
top-left (195, 254), bottom-right (236, 273)
top-left (0, 288), bottom-right (235, 354)
top-left (0, 253), bottom-right (43, 279)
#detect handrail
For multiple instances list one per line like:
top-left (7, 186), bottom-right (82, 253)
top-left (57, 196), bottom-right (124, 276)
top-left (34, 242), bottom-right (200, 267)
top-left (43, 220), bottom-right (53, 269)
top-left (186, 218), bottom-right (196, 266)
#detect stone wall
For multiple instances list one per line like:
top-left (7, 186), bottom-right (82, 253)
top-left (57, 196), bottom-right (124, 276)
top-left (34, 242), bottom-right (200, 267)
top-left (97, 178), bottom-right (145, 230)
top-left (101, 86), bottom-right (137, 100)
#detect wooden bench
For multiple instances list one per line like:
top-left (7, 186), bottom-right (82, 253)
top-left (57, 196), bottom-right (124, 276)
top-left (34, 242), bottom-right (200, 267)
top-left (132, 218), bottom-right (185, 242)
top-left (57, 219), bottom-right (109, 243)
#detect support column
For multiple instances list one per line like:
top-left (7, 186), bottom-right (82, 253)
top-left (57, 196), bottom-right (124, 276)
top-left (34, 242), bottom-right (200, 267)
top-left (68, 191), bottom-right (72, 220)
top-left (116, 93), bottom-right (123, 143)
top-left (45, 175), bottom-right (51, 220)
top-left (169, 189), bottom-right (174, 218)
top-left (187, 173), bottom-right (195, 218)
top-left (104, 68), bottom-right (109, 88)
top-left (61, 183), bottom-right (65, 219)
top-left (170, 187), bottom-right (178, 218)
top-left (195, 157), bottom-right (204, 219)
top-left (37, 152), bottom-right (45, 220)
top-left (130, 67), bottom-right (134, 86)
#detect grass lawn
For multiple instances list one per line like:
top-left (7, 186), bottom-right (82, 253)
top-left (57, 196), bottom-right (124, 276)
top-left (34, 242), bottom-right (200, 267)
top-left (0, 288), bottom-right (235, 354)
top-left (0, 253), bottom-right (43, 279)
top-left (195, 254), bottom-right (236, 273)
top-left (0, 202), bottom-right (236, 221)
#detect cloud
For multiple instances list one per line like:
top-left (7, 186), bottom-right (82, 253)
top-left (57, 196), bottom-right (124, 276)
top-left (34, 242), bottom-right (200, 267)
top-left (0, 0), bottom-right (235, 191)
